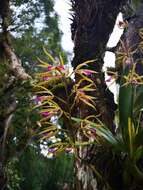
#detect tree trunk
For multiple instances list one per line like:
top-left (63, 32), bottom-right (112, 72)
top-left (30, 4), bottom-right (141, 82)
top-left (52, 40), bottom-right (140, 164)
top-left (0, 0), bottom-right (30, 188)
top-left (71, 0), bottom-right (128, 189)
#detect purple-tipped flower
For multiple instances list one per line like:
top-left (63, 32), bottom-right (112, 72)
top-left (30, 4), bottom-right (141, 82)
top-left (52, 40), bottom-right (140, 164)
top-left (43, 76), bottom-right (49, 81)
top-left (82, 70), bottom-right (92, 76)
top-left (131, 79), bottom-right (138, 85)
top-left (34, 96), bottom-right (42, 105)
top-left (55, 65), bottom-right (65, 74)
top-left (81, 69), bottom-right (96, 76)
top-left (105, 76), bottom-right (112, 83)
top-left (47, 65), bottom-right (53, 71)
top-left (34, 96), bottom-right (46, 104)
top-left (90, 128), bottom-right (96, 133)
top-left (65, 147), bottom-right (73, 153)
top-left (41, 111), bottom-right (51, 117)
top-left (48, 147), bottom-right (57, 153)
top-left (36, 96), bottom-right (42, 101)
top-left (57, 65), bottom-right (65, 71)
top-left (78, 89), bottom-right (85, 94)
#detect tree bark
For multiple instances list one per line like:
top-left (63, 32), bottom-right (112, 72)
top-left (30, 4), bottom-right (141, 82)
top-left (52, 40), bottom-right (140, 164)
top-left (0, 0), bottom-right (30, 189)
top-left (71, 0), bottom-right (128, 189)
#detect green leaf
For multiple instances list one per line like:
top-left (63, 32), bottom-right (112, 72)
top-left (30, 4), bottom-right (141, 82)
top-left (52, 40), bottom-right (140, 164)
top-left (134, 129), bottom-right (143, 146)
top-left (75, 59), bottom-right (96, 70)
top-left (133, 146), bottom-right (143, 161)
top-left (71, 117), bottom-right (118, 146)
top-left (119, 83), bottom-right (133, 130)
top-left (43, 47), bottom-right (57, 65)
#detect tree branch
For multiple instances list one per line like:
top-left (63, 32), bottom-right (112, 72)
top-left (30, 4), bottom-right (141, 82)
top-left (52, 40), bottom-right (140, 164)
top-left (0, 0), bottom-right (31, 81)
top-left (2, 41), bottom-right (31, 80)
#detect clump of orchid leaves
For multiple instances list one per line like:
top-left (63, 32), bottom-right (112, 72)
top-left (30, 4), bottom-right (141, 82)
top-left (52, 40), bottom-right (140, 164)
top-left (33, 47), bottom-right (97, 155)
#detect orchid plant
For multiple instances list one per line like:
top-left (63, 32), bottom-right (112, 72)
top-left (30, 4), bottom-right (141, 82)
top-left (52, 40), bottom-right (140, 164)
top-left (33, 35), bottom-right (143, 188)
top-left (33, 48), bottom-right (97, 155)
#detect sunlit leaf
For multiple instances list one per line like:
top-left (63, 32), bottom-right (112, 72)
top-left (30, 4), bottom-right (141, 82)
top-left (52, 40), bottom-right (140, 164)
top-left (40, 130), bottom-right (58, 141)
top-left (39, 126), bottom-right (57, 135)
top-left (75, 59), bottom-right (96, 70)
top-left (79, 97), bottom-right (96, 110)
top-left (37, 57), bottom-right (51, 66)
top-left (59, 54), bottom-right (64, 66)
top-left (33, 85), bottom-right (54, 96)
top-left (43, 47), bottom-right (57, 65)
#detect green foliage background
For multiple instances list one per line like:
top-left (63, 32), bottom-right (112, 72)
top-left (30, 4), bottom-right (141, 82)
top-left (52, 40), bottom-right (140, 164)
top-left (7, 147), bottom-right (74, 190)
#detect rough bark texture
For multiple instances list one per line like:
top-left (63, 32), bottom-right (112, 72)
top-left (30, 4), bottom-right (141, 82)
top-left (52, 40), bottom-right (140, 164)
top-left (0, 1), bottom-right (30, 189)
top-left (0, 0), bottom-right (30, 80)
top-left (71, 0), bottom-right (128, 189)
top-left (71, 0), bottom-right (128, 130)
